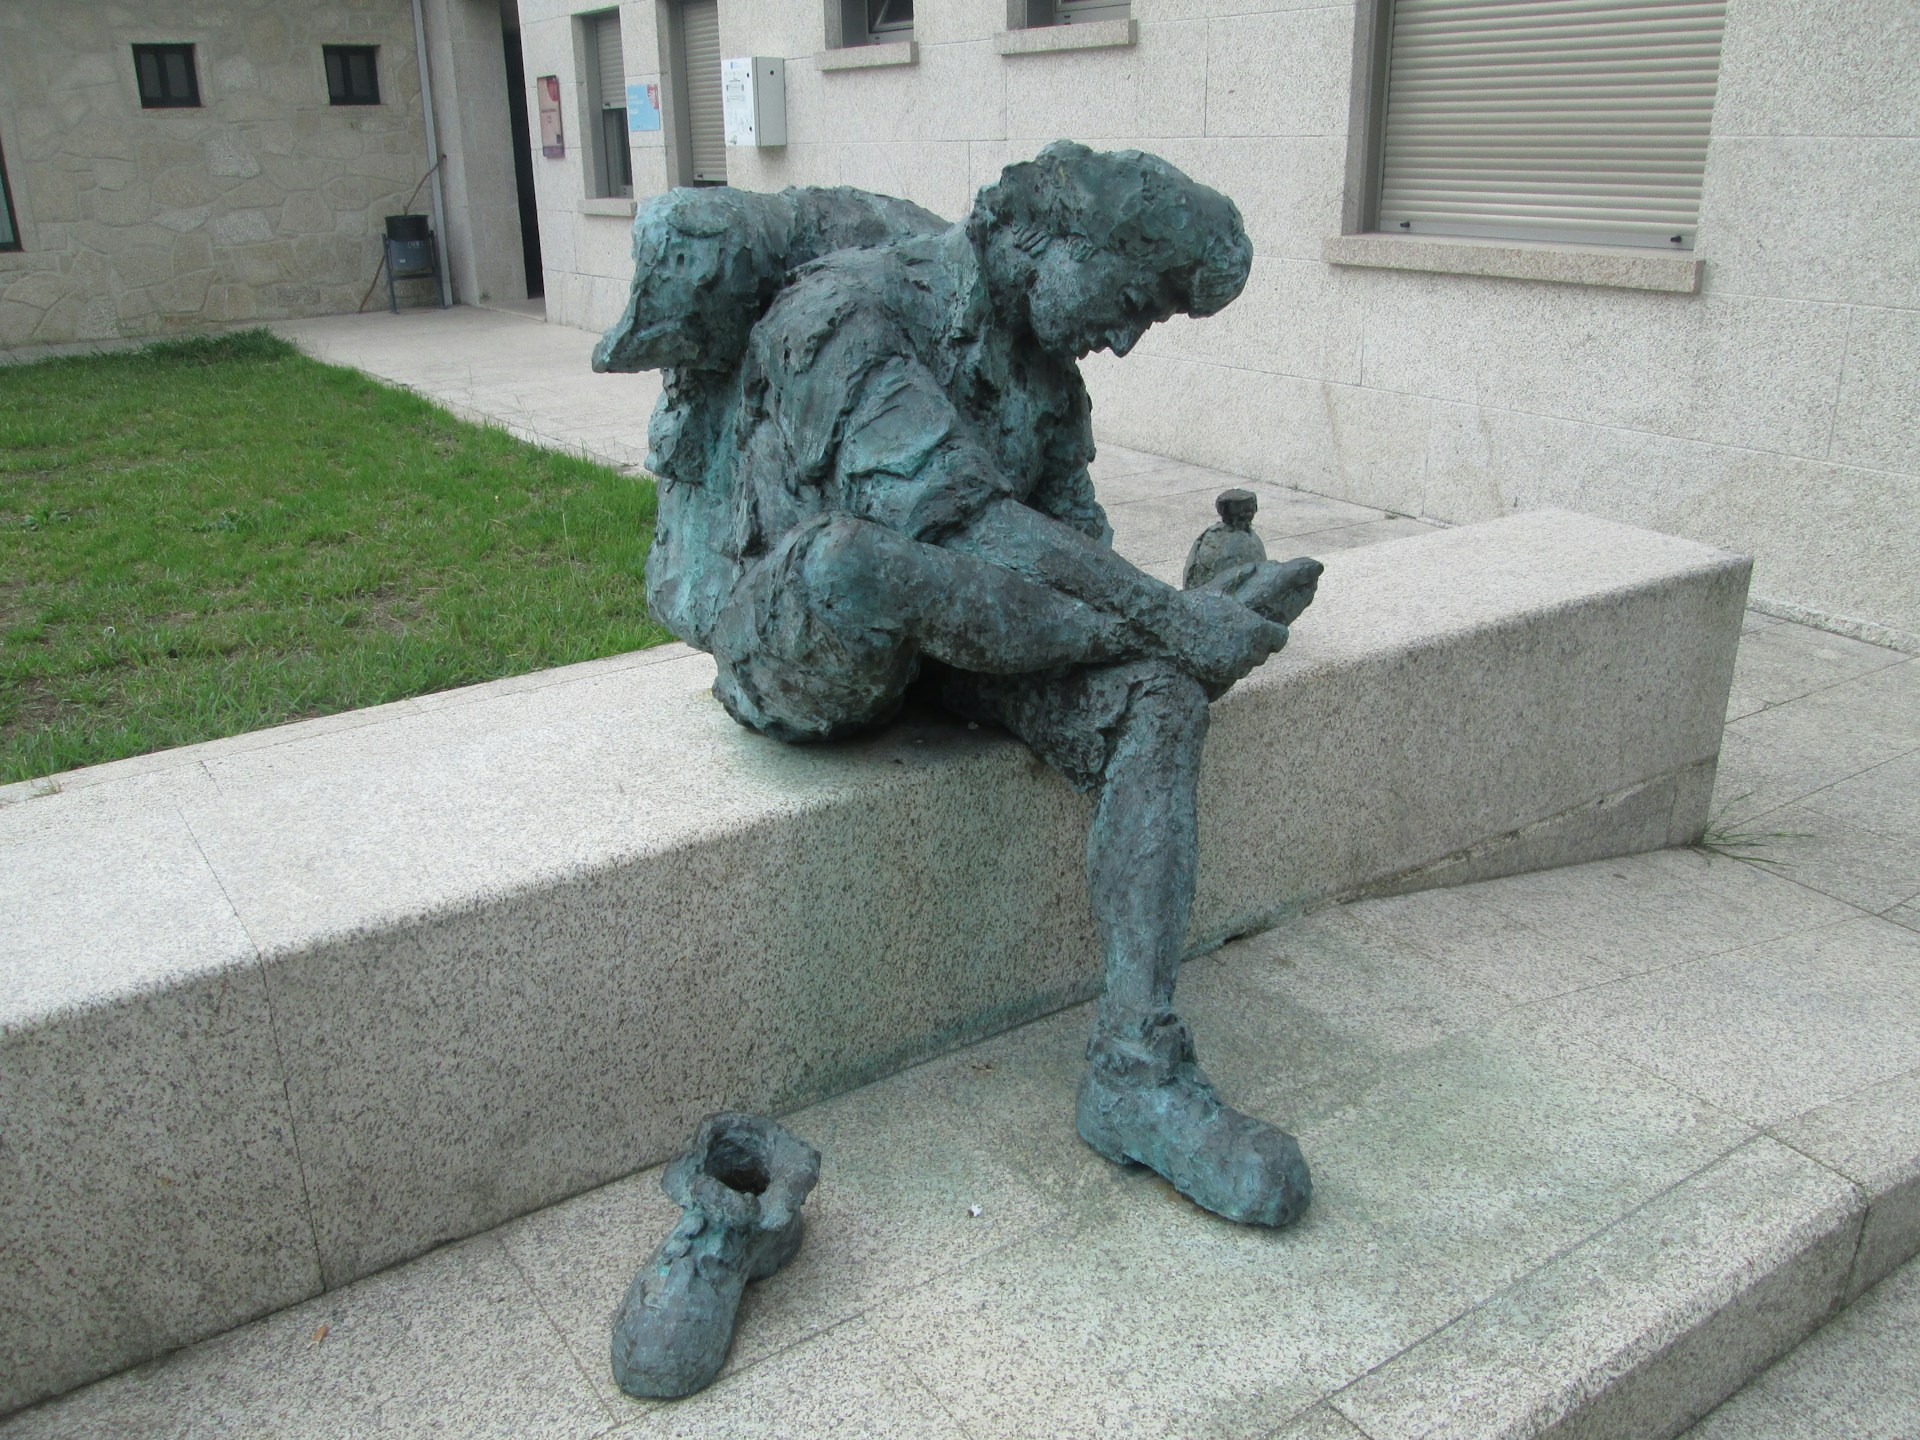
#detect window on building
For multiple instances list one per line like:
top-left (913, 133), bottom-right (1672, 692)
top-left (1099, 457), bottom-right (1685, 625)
top-left (585, 10), bottom-right (634, 198)
top-left (826, 0), bottom-right (913, 48)
top-left (674, 0), bottom-right (726, 185)
top-left (1371, 0), bottom-right (1727, 250)
top-left (1056, 0), bottom-right (1129, 22)
top-left (867, 0), bottom-right (913, 39)
top-left (324, 46), bottom-right (381, 106)
top-left (0, 132), bottom-right (19, 252)
top-left (1009, 0), bottom-right (1129, 25)
top-left (133, 44), bottom-right (201, 109)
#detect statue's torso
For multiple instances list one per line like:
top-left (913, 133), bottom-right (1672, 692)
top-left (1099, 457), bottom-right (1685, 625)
top-left (646, 233), bottom-right (1103, 651)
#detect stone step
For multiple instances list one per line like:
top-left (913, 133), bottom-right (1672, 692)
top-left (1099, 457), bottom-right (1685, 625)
top-left (0, 510), bottom-right (1749, 1415)
top-left (4, 846), bottom-right (1915, 1439)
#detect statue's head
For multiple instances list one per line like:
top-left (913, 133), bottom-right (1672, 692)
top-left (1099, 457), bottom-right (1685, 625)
top-left (967, 141), bottom-right (1253, 359)
top-left (593, 187), bottom-right (793, 375)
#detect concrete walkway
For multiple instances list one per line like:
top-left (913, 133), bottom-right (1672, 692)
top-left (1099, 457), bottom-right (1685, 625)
top-left (273, 305), bottom-right (663, 472)
top-left (6, 305), bottom-right (1909, 1439)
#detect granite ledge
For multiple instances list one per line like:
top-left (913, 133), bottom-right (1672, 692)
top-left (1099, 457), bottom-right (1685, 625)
top-left (1323, 232), bottom-right (1704, 295)
top-left (995, 19), bottom-right (1136, 55)
top-left (817, 40), bottom-right (917, 71)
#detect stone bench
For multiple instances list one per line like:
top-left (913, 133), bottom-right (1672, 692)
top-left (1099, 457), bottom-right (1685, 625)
top-left (0, 509), bottom-right (1749, 1415)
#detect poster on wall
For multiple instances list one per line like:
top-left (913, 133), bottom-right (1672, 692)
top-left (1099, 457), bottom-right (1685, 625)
top-left (537, 75), bottom-right (563, 158)
top-left (627, 79), bottom-right (662, 133)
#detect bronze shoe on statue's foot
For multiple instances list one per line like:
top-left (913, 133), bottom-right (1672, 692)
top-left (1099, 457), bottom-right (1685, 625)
top-left (611, 1112), bottom-right (820, 1399)
top-left (1076, 1014), bottom-right (1311, 1228)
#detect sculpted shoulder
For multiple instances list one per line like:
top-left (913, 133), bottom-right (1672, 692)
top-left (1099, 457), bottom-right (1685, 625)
top-left (747, 236), bottom-right (961, 382)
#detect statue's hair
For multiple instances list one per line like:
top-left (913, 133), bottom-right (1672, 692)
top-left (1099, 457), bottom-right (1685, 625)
top-left (967, 141), bottom-right (1252, 316)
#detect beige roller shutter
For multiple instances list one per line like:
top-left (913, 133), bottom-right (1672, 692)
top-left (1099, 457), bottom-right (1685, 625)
top-left (681, 0), bottom-right (726, 183)
top-left (1377, 0), bottom-right (1726, 249)
top-left (593, 11), bottom-right (625, 109)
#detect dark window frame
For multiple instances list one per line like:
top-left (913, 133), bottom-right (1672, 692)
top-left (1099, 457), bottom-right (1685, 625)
top-left (324, 45), bottom-right (382, 106)
top-left (868, 0), bottom-right (912, 38)
top-left (0, 130), bottom-right (20, 252)
top-left (132, 43), bottom-right (201, 109)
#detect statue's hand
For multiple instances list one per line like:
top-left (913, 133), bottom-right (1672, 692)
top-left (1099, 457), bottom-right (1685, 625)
top-left (1163, 588), bottom-right (1290, 687)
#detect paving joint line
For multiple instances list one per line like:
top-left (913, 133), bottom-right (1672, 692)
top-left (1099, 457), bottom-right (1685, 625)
top-left (174, 803), bottom-right (329, 1305)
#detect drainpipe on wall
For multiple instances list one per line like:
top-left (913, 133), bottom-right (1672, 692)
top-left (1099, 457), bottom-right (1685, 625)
top-left (411, 0), bottom-right (455, 308)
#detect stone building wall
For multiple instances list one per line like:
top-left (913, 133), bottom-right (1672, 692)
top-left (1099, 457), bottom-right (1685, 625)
top-left (516, 0), bottom-right (1919, 646)
top-left (0, 0), bottom-right (441, 346)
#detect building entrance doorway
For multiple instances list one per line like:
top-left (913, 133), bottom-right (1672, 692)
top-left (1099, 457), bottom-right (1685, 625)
top-left (500, 0), bottom-right (544, 297)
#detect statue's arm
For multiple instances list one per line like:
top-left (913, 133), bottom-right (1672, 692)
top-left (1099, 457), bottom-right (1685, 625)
top-left (829, 354), bottom-right (1278, 679)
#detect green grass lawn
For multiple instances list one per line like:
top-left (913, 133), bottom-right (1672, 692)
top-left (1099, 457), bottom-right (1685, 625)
top-left (0, 330), bottom-right (671, 784)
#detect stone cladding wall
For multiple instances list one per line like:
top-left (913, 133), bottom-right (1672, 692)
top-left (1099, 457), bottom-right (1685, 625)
top-left (0, 0), bottom-right (438, 346)
top-left (516, 0), bottom-right (1920, 644)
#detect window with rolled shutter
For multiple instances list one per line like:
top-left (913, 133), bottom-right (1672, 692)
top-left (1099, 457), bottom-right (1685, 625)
top-left (1376, 0), bottom-right (1726, 250)
top-left (587, 10), bottom-right (632, 198)
top-left (592, 11), bottom-right (625, 112)
top-left (677, 0), bottom-right (726, 184)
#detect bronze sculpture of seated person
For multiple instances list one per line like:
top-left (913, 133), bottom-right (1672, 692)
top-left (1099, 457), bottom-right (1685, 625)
top-left (594, 141), bottom-right (1322, 1232)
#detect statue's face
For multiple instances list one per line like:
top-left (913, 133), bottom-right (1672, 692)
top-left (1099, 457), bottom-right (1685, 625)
top-left (1024, 240), bottom-right (1179, 360)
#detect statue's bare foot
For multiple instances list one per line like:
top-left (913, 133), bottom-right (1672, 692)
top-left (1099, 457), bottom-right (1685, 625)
top-left (1075, 1013), bottom-right (1311, 1227)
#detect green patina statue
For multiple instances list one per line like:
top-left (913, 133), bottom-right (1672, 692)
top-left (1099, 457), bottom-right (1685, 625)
top-left (596, 143), bottom-right (1321, 1399)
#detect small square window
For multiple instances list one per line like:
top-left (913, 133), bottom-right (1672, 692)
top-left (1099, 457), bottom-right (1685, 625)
top-left (133, 44), bottom-right (201, 109)
top-left (324, 45), bottom-right (381, 106)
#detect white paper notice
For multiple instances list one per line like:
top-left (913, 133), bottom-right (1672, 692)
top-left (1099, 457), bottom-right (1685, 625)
top-left (721, 56), bottom-right (754, 146)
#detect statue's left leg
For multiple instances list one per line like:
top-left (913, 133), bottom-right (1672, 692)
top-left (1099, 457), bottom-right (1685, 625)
top-left (941, 658), bottom-right (1310, 1227)
top-left (1076, 660), bottom-right (1311, 1227)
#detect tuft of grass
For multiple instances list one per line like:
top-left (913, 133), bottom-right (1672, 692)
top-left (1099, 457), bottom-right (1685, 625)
top-left (1, 328), bottom-right (672, 782)
top-left (1692, 797), bottom-right (1812, 867)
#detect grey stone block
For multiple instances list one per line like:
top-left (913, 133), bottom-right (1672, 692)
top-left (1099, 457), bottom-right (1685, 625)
top-left (1751, 751), bottom-right (1920, 913)
top-left (1712, 659), bottom-right (1920, 822)
top-left (1332, 1139), bottom-right (1864, 1440)
top-left (1339, 845), bottom-right (1857, 1005)
top-left (1831, 304), bottom-right (1920, 478)
top-left (0, 1237), bottom-right (606, 1440)
top-left (1722, 622), bottom-right (1908, 725)
top-left (1271, 1406), bottom-right (1377, 1440)
top-left (1004, 18), bottom-right (1200, 141)
top-left (611, 1316), bottom-right (969, 1440)
top-left (1699, 139), bottom-right (1920, 309)
top-left (1772, 1069), bottom-right (1920, 1299)
top-left (0, 779), bottom-right (320, 1416)
top-left (1694, 1256), bottom-right (1920, 1440)
top-left (1535, 917), bottom-right (1920, 1129)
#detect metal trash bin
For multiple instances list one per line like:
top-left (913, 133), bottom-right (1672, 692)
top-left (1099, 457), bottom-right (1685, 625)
top-left (383, 214), bottom-right (445, 312)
